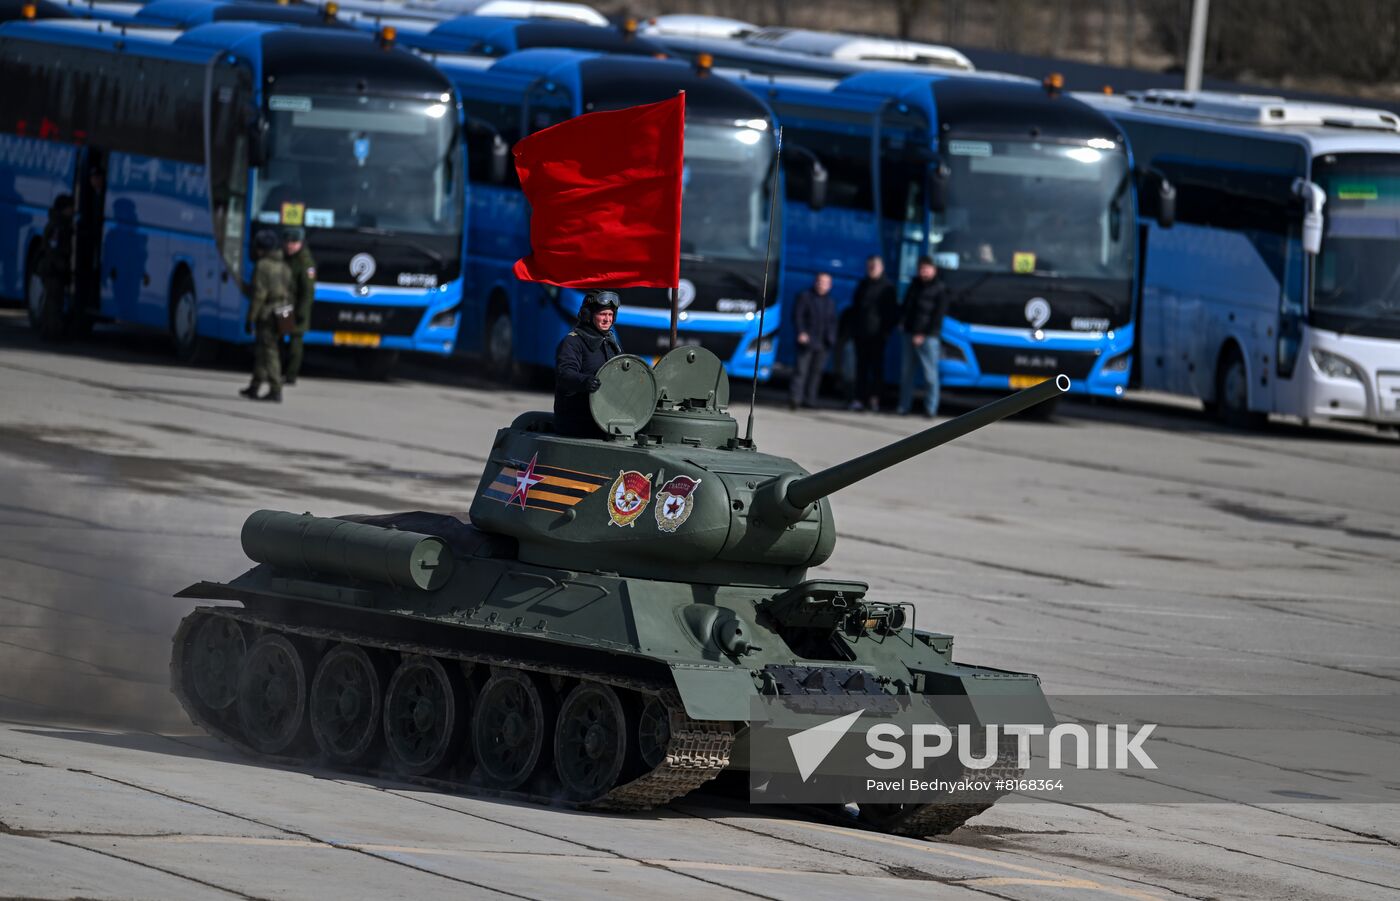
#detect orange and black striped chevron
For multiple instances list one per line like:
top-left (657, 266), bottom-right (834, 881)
top-left (480, 460), bottom-right (610, 513)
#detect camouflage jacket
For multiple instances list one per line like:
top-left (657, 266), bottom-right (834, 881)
top-left (250, 250), bottom-right (292, 323)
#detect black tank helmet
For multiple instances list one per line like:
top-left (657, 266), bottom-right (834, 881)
top-left (576, 289), bottom-right (621, 327)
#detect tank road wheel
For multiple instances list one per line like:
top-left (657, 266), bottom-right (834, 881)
top-left (310, 644), bottom-right (384, 765)
top-left (236, 634), bottom-right (312, 755)
top-left (473, 669), bottom-right (550, 791)
top-left (635, 694), bottom-right (671, 771)
top-left (383, 655), bottom-right (467, 776)
top-left (554, 682), bottom-right (627, 802)
top-left (184, 615), bottom-right (246, 712)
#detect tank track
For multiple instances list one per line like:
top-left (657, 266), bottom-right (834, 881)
top-left (852, 736), bottom-right (1024, 837)
top-left (171, 607), bottom-right (733, 812)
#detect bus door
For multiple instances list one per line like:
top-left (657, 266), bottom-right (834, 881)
top-left (875, 105), bottom-right (933, 289)
top-left (73, 147), bottom-right (107, 315)
top-left (203, 55), bottom-right (256, 335)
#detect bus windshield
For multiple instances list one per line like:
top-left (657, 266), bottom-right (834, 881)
top-left (681, 119), bottom-right (774, 261)
top-left (253, 91), bottom-right (463, 237)
top-left (932, 136), bottom-right (1132, 280)
top-left (1313, 153), bottom-right (1400, 327)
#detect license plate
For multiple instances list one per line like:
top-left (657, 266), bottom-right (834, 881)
top-left (333, 331), bottom-right (381, 348)
top-left (1009, 374), bottom-right (1051, 389)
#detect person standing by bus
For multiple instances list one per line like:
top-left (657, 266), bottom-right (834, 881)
top-left (897, 256), bottom-right (949, 417)
top-left (789, 271), bottom-right (837, 410)
top-left (849, 255), bottom-right (898, 412)
top-left (36, 194), bottom-right (75, 338)
top-left (280, 227), bottom-right (316, 385)
top-left (241, 230), bottom-right (292, 403)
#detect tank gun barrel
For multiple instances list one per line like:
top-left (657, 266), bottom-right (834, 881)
top-left (760, 375), bottom-right (1070, 523)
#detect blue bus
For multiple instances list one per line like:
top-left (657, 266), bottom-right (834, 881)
top-left (710, 65), bottom-right (1138, 402)
top-left (1086, 90), bottom-right (1400, 430)
top-left (0, 15), bottom-right (466, 376)
top-left (430, 49), bottom-right (781, 379)
top-left (649, 32), bottom-right (1137, 403)
top-left (361, 12), bottom-right (667, 59)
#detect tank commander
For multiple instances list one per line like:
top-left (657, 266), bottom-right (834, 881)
top-left (554, 290), bottom-right (623, 437)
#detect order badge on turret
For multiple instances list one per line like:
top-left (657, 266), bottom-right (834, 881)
top-left (655, 475), bottom-right (701, 532)
top-left (608, 470), bottom-right (652, 527)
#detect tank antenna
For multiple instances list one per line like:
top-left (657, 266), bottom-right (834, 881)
top-left (745, 125), bottom-right (783, 443)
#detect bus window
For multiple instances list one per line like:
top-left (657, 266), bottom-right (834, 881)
top-left (780, 121), bottom-right (873, 211)
top-left (463, 99), bottom-right (520, 186)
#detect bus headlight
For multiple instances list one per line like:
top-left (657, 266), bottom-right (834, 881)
top-left (1101, 351), bottom-right (1130, 373)
top-left (939, 340), bottom-right (966, 363)
top-left (746, 336), bottom-right (774, 356)
top-left (1311, 348), bottom-right (1362, 382)
top-left (429, 304), bottom-right (461, 330)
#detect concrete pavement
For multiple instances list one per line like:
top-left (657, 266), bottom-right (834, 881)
top-left (1, 313), bottom-right (1396, 900)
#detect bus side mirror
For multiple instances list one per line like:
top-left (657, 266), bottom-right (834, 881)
top-left (1155, 177), bottom-right (1176, 229)
top-left (491, 134), bottom-right (510, 184)
top-left (809, 161), bottom-right (828, 211)
top-left (1294, 178), bottom-right (1326, 255)
top-left (928, 163), bottom-right (949, 213)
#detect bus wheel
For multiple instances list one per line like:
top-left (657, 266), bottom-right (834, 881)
top-left (170, 275), bottom-right (217, 365)
top-left (485, 307), bottom-right (514, 378)
top-left (1216, 347), bottom-right (1263, 430)
top-left (354, 349), bottom-right (399, 381)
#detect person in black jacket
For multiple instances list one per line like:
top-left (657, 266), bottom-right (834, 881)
top-left (554, 290), bottom-right (623, 437)
top-left (788, 271), bottom-right (838, 410)
top-left (897, 256), bottom-right (950, 417)
top-left (848, 255), bottom-right (898, 412)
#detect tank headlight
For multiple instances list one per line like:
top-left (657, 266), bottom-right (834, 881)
top-left (1312, 348), bottom-right (1362, 381)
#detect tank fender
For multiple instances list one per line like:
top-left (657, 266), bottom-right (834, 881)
top-left (669, 662), bottom-right (758, 722)
top-left (916, 664), bottom-right (1055, 729)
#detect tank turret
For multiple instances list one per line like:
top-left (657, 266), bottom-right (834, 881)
top-left (468, 347), bottom-right (1067, 588)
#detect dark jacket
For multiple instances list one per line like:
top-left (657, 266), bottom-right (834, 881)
top-left (39, 215), bottom-right (73, 278)
top-left (792, 287), bottom-right (838, 350)
top-left (900, 276), bottom-right (949, 337)
top-left (285, 246), bottom-right (317, 331)
top-left (554, 324), bottom-right (622, 437)
top-left (851, 275), bottom-right (898, 341)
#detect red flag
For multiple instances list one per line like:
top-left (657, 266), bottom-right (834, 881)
top-left (512, 94), bottom-right (684, 289)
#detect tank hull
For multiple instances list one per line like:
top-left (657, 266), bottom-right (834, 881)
top-left (170, 509), bottom-right (1051, 836)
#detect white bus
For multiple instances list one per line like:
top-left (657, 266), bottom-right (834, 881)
top-left (1088, 90), bottom-right (1400, 430)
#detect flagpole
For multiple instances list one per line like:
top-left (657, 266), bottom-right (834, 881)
top-left (745, 125), bottom-right (782, 444)
top-left (669, 89), bottom-right (685, 353)
top-left (669, 286), bottom-right (678, 350)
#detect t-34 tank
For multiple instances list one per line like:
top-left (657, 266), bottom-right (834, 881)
top-left (171, 348), bottom-right (1067, 836)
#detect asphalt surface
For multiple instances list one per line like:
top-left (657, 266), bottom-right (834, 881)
top-left (1, 311), bottom-right (1398, 900)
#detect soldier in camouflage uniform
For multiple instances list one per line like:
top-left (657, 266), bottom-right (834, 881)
top-left (280, 226), bottom-right (316, 385)
top-left (241, 230), bottom-right (292, 403)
